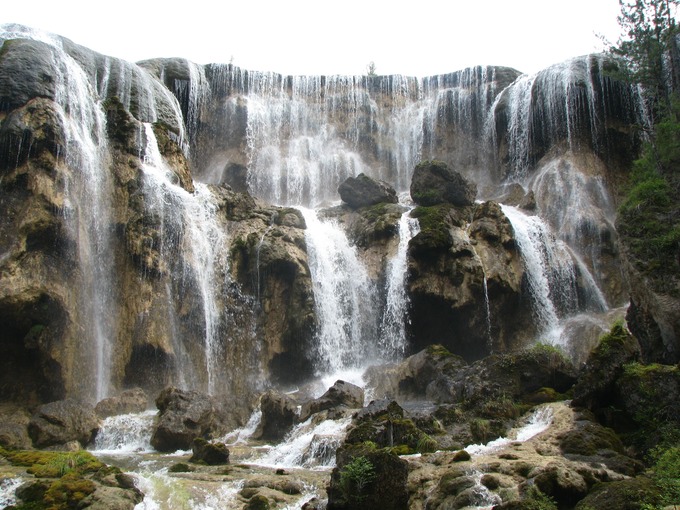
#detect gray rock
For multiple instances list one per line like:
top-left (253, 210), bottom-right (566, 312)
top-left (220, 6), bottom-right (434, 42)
top-left (254, 389), bottom-right (299, 442)
top-left (410, 160), bottom-right (477, 206)
top-left (95, 388), bottom-right (149, 418)
top-left (338, 173), bottom-right (398, 209)
top-left (28, 398), bottom-right (99, 448)
top-left (151, 387), bottom-right (219, 452)
top-left (300, 380), bottom-right (364, 421)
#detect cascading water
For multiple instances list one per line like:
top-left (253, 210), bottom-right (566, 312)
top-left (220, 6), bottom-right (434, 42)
top-left (379, 205), bottom-right (421, 359)
top-left (501, 204), bottom-right (607, 346)
top-left (140, 123), bottom-right (231, 395)
top-left (44, 30), bottom-right (116, 402)
top-left (298, 207), bottom-right (378, 373)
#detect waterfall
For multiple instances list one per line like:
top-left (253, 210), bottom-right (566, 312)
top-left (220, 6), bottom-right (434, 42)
top-left (500, 205), bottom-right (579, 338)
top-left (197, 66), bottom-right (508, 206)
top-left (93, 411), bottom-right (156, 453)
top-left (491, 55), bottom-right (643, 179)
top-left (298, 207), bottom-right (378, 373)
top-left (140, 124), bottom-right (230, 394)
top-left (379, 207), bottom-right (420, 359)
top-left (251, 416), bottom-right (352, 470)
top-left (47, 35), bottom-right (117, 402)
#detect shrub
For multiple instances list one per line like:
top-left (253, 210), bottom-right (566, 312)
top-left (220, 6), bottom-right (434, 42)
top-left (339, 456), bottom-right (376, 503)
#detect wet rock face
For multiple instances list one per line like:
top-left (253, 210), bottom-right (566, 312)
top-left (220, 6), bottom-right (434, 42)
top-left (94, 388), bottom-right (149, 419)
top-left (407, 201), bottom-right (532, 360)
top-left (150, 387), bottom-right (227, 452)
top-left (338, 173), bottom-right (398, 209)
top-left (254, 389), bottom-right (300, 442)
top-left (410, 160), bottom-right (477, 207)
top-left (300, 380), bottom-right (365, 421)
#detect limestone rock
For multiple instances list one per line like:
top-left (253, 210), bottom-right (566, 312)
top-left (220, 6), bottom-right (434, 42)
top-left (189, 437), bottom-right (230, 465)
top-left (338, 173), bottom-right (398, 209)
top-left (410, 160), bottom-right (477, 206)
top-left (299, 380), bottom-right (364, 421)
top-left (95, 388), bottom-right (149, 418)
top-left (328, 444), bottom-right (409, 510)
top-left (254, 389), bottom-right (299, 442)
top-left (28, 398), bottom-right (99, 448)
top-left (151, 387), bottom-right (222, 452)
top-left (407, 201), bottom-right (531, 360)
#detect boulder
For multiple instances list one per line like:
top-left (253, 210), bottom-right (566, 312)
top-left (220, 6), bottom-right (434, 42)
top-left (150, 387), bottom-right (220, 452)
top-left (27, 398), bottom-right (99, 448)
top-left (300, 380), bottom-right (364, 421)
top-left (253, 389), bottom-right (299, 442)
top-left (189, 437), bottom-right (230, 465)
top-left (0, 404), bottom-right (32, 449)
top-left (338, 173), bottom-right (398, 209)
top-left (410, 160), bottom-right (477, 206)
top-left (95, 388), bottom-right (148, 418)
top-left (328, 444), bottom-right (409, 510)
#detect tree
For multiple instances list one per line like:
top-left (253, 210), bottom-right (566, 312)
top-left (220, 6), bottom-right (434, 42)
top-left (366, 61), bottom-right (377, 77)
top-left (610, 0), bottom-right (680, 119)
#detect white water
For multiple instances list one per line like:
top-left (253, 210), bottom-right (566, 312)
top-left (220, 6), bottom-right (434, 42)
top-left (299, 207), bottom-right (379, 373)
top-left (251, 417), bottom-right (352, 470)
top-left (141, 124), bottom-right (230, 394)
top-left (501, 205), bottom-right (579, 337)
top-left (379, 206), bottom-right (420, 359)
top-left (466, 405), bottom-right (554, 456)
top-left (43, 29), bottom-right (116, 402)
top-left (93, 410), bottom-right (156, 454)
top-left (0, 478), bottom-right (23, 508)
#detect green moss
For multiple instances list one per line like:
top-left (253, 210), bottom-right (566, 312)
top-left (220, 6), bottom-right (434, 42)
top-left (1, 449), bottom-right (104, 478)
top-left (168, 462), bottom-right (192, 473)
top-left (410, 204), bottom-right (454, 251)
top-left (43, 473), bottom-right (96, 509)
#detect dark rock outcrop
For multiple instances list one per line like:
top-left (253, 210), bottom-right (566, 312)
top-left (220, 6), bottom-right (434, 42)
top-left (254, 389), bottom-right (299, 442)
top-left (327, 444), bottom-right (409, 510)
top-left (28, 398), bottom-right (99, 448)
top-left (300, 380), bottom-right (364, 421)
top-left (338, 173), bottom-right (398, 209)
top-left (150, 387), bottom-right (227, 452)
top-left (189, 437), bottom-right (230, 465)
top-left (410, 160), bottom-right (477, 206)
top-left (407, 201), bottom-right (532, 360)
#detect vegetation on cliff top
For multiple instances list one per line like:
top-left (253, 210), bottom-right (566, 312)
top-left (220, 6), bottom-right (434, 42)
top-left (612, 0), bottom-right (680, 295)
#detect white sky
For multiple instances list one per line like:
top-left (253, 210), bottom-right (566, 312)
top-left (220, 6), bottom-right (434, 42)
top-left (2, 0), bottom-right (623, 77)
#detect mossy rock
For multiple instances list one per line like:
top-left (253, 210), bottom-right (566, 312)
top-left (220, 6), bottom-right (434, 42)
top-left (245, 494), bottom-right (271, 510)
top-left (575, 475), bottom-right (663, 509)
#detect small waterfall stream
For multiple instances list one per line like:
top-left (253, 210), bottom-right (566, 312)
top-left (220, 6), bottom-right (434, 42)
top-left (298, 207), bottom-right (379, 373)
top-left (140, 124), bottom-right (232, 395)
top-left (379, 205), bottom-right (421, 359)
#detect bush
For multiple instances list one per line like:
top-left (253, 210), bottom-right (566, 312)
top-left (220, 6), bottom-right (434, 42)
top-left (339, 456), bottom-right (376, 503)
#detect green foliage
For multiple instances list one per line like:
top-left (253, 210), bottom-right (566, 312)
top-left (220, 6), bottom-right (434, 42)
top-left (416, 433), bottom-right (438, 453)
top-left (650, 446), bottom-right (680, 505)
top-left (366, 61), bottom-right (377, 77)
top-left (339, 456), bottom-right (377, 503)
top-left (609, 0), bottom-right (680, 117)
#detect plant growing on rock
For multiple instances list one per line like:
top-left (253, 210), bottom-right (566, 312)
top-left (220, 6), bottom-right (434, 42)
top-left (339, 456), bottom-right (376, 503)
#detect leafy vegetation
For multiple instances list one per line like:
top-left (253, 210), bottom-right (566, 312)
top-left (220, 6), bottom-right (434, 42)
top-left (339, 456), bottom-right (376, 503)
top-left (611, 0), bottom-right (680, 293)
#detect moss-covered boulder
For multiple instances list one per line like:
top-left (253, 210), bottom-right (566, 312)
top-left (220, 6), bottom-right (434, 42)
top-left (410, 160), bottom-right (477, 207)
top-left (328, 444), bottom-right (408, 510)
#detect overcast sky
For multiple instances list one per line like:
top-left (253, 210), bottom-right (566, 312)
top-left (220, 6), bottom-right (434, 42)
top-left (3, 0), bottom-right (624, 77)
